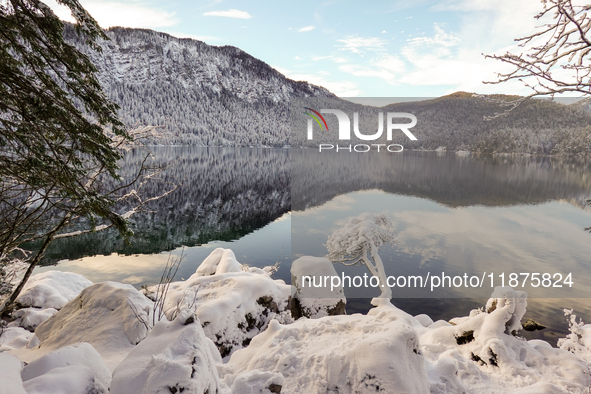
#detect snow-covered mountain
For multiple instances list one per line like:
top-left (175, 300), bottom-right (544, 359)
top-left (63, 24), bottom-right (334, 146)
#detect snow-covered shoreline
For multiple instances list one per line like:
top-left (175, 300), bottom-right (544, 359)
top-left (2, 248), bottom-right (591, 394)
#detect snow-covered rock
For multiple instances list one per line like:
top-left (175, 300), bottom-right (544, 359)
top-left (15, 271), bottom-right (92, 310)
top-left (0, 326), bottom-right (34, 351)
top-left (195, 248), bottom-right (241, 276)
top-left (0, 353), bottom-right (27, 394)
top-left (149, 249), bottom-right (292, 358)
top-left (223, 299), bottom-right (429, 394)
top-left (21, 343), bottom-right (111, 394)
top-left (419, 287), bottom-right (591, 392)
top-left (12, 307), bottom-right (57, 332)
top-left (289, 256), bottom-right (346, 319)
top-left (111, 309), bottom-right (222, 394)
top-left (224, 370), bottom-right (285, 394)
top-left (34, 281), bottom-right (152, 370)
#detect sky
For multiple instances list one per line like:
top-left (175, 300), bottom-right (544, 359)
top-left (46, 0), bottom-right (555, 98)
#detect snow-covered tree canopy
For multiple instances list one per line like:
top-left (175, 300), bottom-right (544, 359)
top-left (326, 213), bottom-right (397, 264)
top-left (326, 213), bottom-right (397, 299)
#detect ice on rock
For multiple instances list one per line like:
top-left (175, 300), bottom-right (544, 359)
top-left (0, 353), bottom-right (27, 394)
top-left (110, 309), bottom-right (223, 394)
top-left (224, 300), bottom-right (430, 394)
top-left (151, 248), bottom-right (292, 358)
top-left (289, 256), bottom-right (346, 319)
top-left (15, 271), bottom-right (93, 310)
top-left (34, 281), bottom-right (153, 370)
top-left (21, 343), bottom-right (111, 394)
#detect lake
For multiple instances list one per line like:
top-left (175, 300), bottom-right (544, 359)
top-left (36, 147), bottom-right (591, 345)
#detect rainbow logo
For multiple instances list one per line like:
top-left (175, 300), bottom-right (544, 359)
top-left (303, 107), bottom-right (329, 131)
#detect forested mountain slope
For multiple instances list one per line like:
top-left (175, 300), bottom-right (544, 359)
top-left (64, 24), bottom-right (333, 146)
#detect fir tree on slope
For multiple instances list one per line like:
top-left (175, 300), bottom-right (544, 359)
top-left (0, 0), bottom-right (163, 314)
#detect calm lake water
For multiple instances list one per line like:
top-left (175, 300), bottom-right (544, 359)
top-left (36, 147), bottom-right (591, 345)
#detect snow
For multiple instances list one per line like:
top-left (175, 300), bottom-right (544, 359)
top-left (3, 249), bottom-right (591, 393)
top-left (194, 247), bottom-right (242, 276)
top-left (15, 271), bottom-right (93, 310)
top-left (419, 287), bottom-right (591, 392)
top-left (0, 353), bottom-right (27, 394)
top-left (148, 248), bottom-right (292, 358)
top-left (223, 370), bottom-right (285, 394)
top-left (0, 326), bottom-right (34, 351)
top-left (31, 281), bottom-right (153, 370)
top-left (223, 301), bottom-right (430, 394)
top-left (290, 256), bottom-right (346, 318)
top-left (11, 307), bottom-right (57, 332)
top-left (111, 309), bottom-right (222, 394)
top-left (21, 343), bottom-right (111, 394)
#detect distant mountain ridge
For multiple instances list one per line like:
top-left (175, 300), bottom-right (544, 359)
top-left (64, 25), bottom-right (591, 154)
top-left (290, 93), bottom-right (591, 155)
top-left (63, 24), bottom-right (334, 146)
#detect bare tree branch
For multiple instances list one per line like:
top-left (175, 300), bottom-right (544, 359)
top-left (484, 0), bottom-right (591, 117)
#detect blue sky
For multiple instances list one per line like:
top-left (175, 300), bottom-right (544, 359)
top-left (47, 0), bottom-right (549, 97)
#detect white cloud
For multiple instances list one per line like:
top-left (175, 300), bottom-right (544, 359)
top-left (390, 4), bottom-right (546, 95)
top-left (44, 0), bottom-right (178, 28)
top-left (340, 64), bottom-right (397, 84)
top-left (337, 35), bottom-right (387, 54)
top-left (374, 55), bottom-right (406, 73)
top-left (203, 9), bottom-right (252, 19)
top-left (312, 55), bottom-right (348, 63)
top-left (273, 66), bottom-right (361, 97)
top-left (406, 24), bottom-right (460, 48)
top-left (339, 55), bottom-right (405, 85)
top-left (298, 25), bottom-right (315, 32)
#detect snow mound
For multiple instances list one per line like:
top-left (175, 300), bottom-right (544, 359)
top-left (15, 271), bottom-right (92, 310)
top-left (0, 326), bottom-right (34, 351)
top-left (0, 353), bottom-right (26, 394)
top-left (21, 343), bottom-right (111, 394)
top-left (150, 249), bottom-right (292, 358)
top-left (12, 307), bottom-right (57, 332)
top-left (34, 281), bottom-right (153, 370)
top-left (195, 247), bottom-right (241, 276)
top-left (224, 370), bottom-right (285, 394)
top-left (111, 309), bottom-right (222, 394)
top-left (420, 287), bottom-right (591, 392)
top-left (290, 256), bottom-right (346, 319)
top-left (224, 300), bottom-right (429, 394)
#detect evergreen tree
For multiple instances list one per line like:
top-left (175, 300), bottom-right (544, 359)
top-left (0, 0), bottom-right (134, 313)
